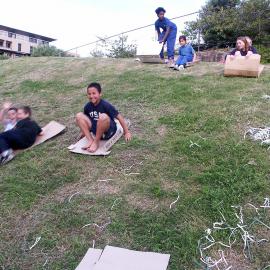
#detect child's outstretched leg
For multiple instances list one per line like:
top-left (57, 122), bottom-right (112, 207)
top-left (88, 113), bottom-right (110, 153)
top-left (76, 112), bottom-right (94, 150)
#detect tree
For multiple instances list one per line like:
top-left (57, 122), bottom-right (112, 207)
top-left (106, 35), bottom-right (137, 58)
top-left (184, 0), bottom-right (270, 48)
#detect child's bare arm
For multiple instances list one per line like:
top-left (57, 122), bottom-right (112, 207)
top-left (0, 102), bottom-right (12, 122)
top-left (116, 114), bottom-right (132, 142)
top-left (193, 52), bottom-right (197, 62)
top-left (161, 27), bottom-right (171, 43)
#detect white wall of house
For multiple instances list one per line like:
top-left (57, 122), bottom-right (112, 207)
top-left (0, 30), bottom-right (49, 55)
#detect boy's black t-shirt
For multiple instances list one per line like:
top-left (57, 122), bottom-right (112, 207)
top-left (84, 99), bottom-right (119, 134)
top-left (15, 118), bottom-right (42, 145)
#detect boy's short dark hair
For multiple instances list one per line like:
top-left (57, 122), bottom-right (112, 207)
top-left (179, 35), bottom-right (187, 41)
top-left (155, 7), bottom-right (166, 15)
top-left (8, 107), bottom-right (17, 112)
top-left (19, 106), bottom-right (32, 117)
top-left (87, 82), bottom-right (102, 93)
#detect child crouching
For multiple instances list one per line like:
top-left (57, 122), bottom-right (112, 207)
top-left (76, 82), bottom-right (132, 153)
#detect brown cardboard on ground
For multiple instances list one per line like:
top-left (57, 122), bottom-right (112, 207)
top-left (224, 54), bottom-right (264, 77)
top-left (32, 121), bottom-right (66, 147)
top-left (137, 43), bottom-right (164, 63)
top-left (68, 120), bottom-right (128, 156)
top-left (75, 248), bottom-right (103, 270)
top-left (14, 121), bottom-right (65, 155)
top-left (76, 246), bottom-right (170, 270)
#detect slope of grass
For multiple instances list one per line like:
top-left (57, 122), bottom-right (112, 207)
top-left (0, 57), bottom-right (270, 269)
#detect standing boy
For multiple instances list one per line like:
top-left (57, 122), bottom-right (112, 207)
top-left (0, 106), bottom-right (42, 164)
top-left (76, 82), bottom-right (132, 153)
top-left (155, 7), bottom-right (177, 67)
top-left (174, 35), bottom-right (196, 70)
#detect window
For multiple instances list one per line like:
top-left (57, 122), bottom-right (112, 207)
top-left (8, 32), bottom-right (16, 38)
top-left (18, 43), bottom-right (22, 52)
top-left (6, 41), bottom-right (12, 48)
top-left (0, 39), bottom-right (4, 47)
top-left (29, 37), bottom-right (37, 43)
top-left (30, 46), bottom-right (33, 54)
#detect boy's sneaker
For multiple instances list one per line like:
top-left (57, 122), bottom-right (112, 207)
top-left (0, 149), bottom-right (15, 165)
top-left (178, 65), bottom-right (185, 70)
top-left (173, 65), bottom-right (179, 70)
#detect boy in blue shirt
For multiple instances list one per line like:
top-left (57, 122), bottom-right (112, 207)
top-left (174, 35), bottom-right (196, 70)
top-left (76, 82), bottom-right (132, 153)
top-left (155, 7), bottom-right (177, 67)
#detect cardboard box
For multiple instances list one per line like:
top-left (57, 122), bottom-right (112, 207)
top-left (76, 246), bottom-right (170, 270)
top-left (224, 54), bottom-right (264, 78)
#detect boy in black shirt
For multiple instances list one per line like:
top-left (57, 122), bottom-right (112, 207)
top-left (0, 106), bottom-right (42, 164)
top-left (76, 82), bottom-right (132, 153)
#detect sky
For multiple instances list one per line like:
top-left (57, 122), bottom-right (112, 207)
top-left (1, 0), bottom-right (206, 56)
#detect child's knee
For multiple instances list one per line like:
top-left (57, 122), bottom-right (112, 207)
top-left (98, 113), bottom-right (110, 122)
top-left (76, 112), bottom-right (84, 121)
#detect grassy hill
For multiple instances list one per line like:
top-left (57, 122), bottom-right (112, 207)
top-left (0, 57), bottom-right (270, 269)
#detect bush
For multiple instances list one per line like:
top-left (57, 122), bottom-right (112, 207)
top-left (31, 45), bottom-right (68, 57)
top-left (0, 54), bottom-right (9, 60)
top-left (255, 44), bottom-right (270, 64)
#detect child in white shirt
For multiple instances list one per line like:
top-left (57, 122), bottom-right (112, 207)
top-left (0, 102), bottom-right (17, 131)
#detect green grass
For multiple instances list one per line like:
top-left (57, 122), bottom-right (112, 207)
top-left (0, 57), bottom-right (270, 269)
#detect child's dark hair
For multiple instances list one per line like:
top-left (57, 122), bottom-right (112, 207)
top-left (87, 82), bottom-right (102, 93)
top-left (179, 35), bottom-right (187, 42)
top-left (8, 107), bottom-right (17, 112)
top-left (155, 7), bottom-right (166, 15)
top-left (19, 106), bottom-right (32, 117)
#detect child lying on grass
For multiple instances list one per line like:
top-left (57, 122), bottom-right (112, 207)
top-left (76, 82), bottom-right (132, 153)
top-left (0, 102), bottom-right (17, 131)
top-left (0, 106), bottom-right (43, 164)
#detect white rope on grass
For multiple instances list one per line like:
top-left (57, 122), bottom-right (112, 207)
top-left (68, 192), bottom-right (80, 203)
top-left (198, 197), bottom-right (270, 270)
top-left (29, 236), bottom-right (41, 251)
top-left (111, 198), bottom-right (122, 210)
top-left (189, 140), bottom-right (201, 148)
top-left (169, 192), bottom-right (180, 209)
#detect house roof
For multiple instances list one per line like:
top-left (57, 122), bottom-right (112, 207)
top-left (0, 25), bottom-right (56, 42)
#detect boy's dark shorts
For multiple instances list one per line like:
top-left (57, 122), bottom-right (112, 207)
top-left (91, 118), bottom-right (117, 140)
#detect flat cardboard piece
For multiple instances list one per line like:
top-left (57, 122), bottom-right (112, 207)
top-left (137, 43), bottom-right (164, 56)
top-left (68, 120), bottom-right (125, 156)
top-left (14, 121), bottom-right (65, 155)
top-left (76, 246), bottom-right (170, 270)
top-left (224, 54), bottom-right (264, 77)
top-left (33, 120), bottom-right (66, 147)
top-left (75, 248), bottom-right (103, 270)
top-left (137, 43), bottom-right (164, 64)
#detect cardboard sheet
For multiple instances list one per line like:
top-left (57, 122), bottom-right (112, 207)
top-left (14, 121), bottom-right (65, 155)
top-left (68, 120), bottom-right (126, 156)
top-left (32, 120), bottom-right (66, 147)
top-left (137, 43), bottom-right (164, 63)
top-left (76, 246), bottom-right (170, 270)
top-left (224, 54), bottom-right (264, 77)
top-left (75, 248), bottom-right (103, 270)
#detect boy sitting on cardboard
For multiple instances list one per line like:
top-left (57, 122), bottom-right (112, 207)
top-left (76, 82), bottom-right (132, 153)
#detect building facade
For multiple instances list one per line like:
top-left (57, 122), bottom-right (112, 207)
top-left (0, 25), bottom-right (56, 57)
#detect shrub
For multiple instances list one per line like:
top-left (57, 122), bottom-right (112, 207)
top-left (0, 54), bottom-right (9, 60)
top-left (256, 44), bottom-right (270, 64)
